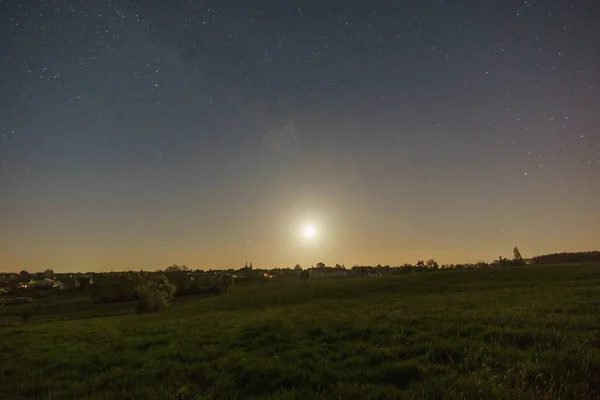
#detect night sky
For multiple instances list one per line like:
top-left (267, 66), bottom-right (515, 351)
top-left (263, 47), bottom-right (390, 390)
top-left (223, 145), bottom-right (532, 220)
top-left (1, 1), bottom-right (599, 272)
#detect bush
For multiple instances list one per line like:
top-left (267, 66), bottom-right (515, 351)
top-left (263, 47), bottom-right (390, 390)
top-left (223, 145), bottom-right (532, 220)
top-left (134, 274), bottom-right (176, 313)
top-left (0, 288), bottom-right (6, 313)
top-left (299, 270), bottom-right (311, 283)
top-left (217, 273), bottom-right (235, 293)
top-left (90, 272), bottom-right (140, 302)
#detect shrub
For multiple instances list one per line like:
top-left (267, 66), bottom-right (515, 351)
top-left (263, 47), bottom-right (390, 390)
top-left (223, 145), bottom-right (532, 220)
top-left (90, 272), bottom-right (140, 302)
top-left (0, 288), bottom-right (6, 313)
top-left (299, 270), bottom-right (311, 283)
top-left (217, 273), bottom-right (235, 293)
top-left (134, 274), bottom-right (176, 313)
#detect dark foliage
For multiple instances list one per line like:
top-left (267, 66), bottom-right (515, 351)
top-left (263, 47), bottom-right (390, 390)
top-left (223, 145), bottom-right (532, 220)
top-left (532, 251), bottom-right (600, 265)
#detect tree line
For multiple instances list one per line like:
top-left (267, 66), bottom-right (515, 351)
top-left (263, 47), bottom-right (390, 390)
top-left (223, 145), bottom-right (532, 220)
top-left (3, 249), bottom-right (599, 315)
top-left (531, 251), bottom-right (600, 265)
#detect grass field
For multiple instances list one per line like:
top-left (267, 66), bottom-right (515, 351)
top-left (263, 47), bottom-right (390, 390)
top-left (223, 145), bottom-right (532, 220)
top-left (2, 264), bottom-right (600, 399)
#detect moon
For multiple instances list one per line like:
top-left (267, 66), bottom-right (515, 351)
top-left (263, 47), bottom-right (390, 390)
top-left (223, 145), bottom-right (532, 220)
top-left (303, 225), bottom-right (316, 238)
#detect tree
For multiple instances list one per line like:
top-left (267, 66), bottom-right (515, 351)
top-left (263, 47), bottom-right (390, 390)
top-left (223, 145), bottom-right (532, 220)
top-left (513, 247), bottom-right (524, 266)
top-left (316, 262), bottom-right (325, 269)
top-left (217, 273), bottom-right (235, 293)
top-left (90, 272), bottom-right (139, 302)
top-left (165, 264), bottom-right (188, 272)
top-left (294, 264), bottom-right (302, 270)
top-left (43, 269), bottom-right (54, 278)
top-left (163, 267), bottom-right (192, 294)
top-left (134, 274), bottom-right (177, 313)
top-left (299, 270), bottom-right (311, 284)
top-left (0, 289), bottom-right (7, 314)
top-left (426, 259), bottom-right (439, 270)
top-left (531, 251), bottom-right (600, 265)
top-left (19, 270), bottom-right (28, 277)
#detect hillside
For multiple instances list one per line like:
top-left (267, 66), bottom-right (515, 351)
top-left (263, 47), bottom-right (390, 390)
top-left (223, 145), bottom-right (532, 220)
top-left (2, 264), bottom-right (600, 399)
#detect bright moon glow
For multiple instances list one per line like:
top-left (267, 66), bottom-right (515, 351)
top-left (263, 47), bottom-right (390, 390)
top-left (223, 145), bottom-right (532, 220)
top-left (304, 225), bottom-right (316, 238)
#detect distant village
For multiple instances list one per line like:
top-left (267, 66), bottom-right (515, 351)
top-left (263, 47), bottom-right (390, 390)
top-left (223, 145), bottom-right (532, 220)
top-left (2, 250), bottom-right (599, 298)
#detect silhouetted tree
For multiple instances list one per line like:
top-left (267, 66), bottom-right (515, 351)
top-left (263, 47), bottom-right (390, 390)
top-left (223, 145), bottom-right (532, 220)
top-left (165, 273), bottom-right (193, 293)
top-left (165, 264), bottom-right (188, 272)
top-left (299, 270), bottom-right (311, 284)
top-left (294, 264), bottom-right (302, 270)
top-left (43, 269), bottom-right (54, 278)
top-left (217, 273), bottom-right (235, 293)
top-left (0, 289), bottom-right (6, 314)
top-left (531, 251), bottom-right (600, 265)
top-left (496, 256), bottom-right (511, 266)
top-left (76, 277), bottom-right (91, 291)
top-left (90, 272), bottom-right (140, 302)
top-left (513, 247), bottom-right (524, 266)
top-left (426, 259), bottom-right (439, 270)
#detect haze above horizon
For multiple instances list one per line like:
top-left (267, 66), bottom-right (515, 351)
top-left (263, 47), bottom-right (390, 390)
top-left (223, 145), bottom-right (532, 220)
top-left (1, 1), bottom-right (599, 273)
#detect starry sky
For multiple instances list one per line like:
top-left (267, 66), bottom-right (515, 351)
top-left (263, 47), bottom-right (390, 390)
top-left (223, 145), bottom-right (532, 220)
top-left (1, 0), bottom-right (599, 272)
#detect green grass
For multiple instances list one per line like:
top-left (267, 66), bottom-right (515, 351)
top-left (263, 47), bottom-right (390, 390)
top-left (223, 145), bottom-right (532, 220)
top-left (2, 264), bottom-right (600, 399)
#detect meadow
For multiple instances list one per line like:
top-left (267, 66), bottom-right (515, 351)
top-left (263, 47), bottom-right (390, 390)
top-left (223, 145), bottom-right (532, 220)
top-left (2, 264), bottom-right (600, 399)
